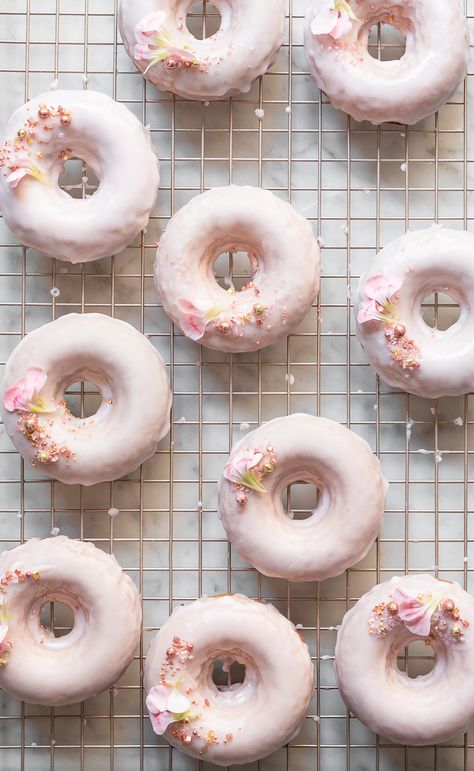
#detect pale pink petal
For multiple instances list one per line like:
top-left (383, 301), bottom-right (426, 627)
top-left (149, 710), bottom-right (175, 735)
top-left (134, 43), bottom-right (154, 61)
top-left (167, 690), bottom-right (191, 715)
top-left (3, 379), bottom-right (32, 412)
top-left (146, 685), bottom-right (170, 714)
top-left (26, 368), bottom-right (47, 393)
top-left (364, 274), bottom-right (403, 304)
top-left (7, 168), bottom-right (28, 188)
top-left (357, 299), bottom-right (380, 324)
top-left (136, 11), bottom-right (167, 38)
top-left (331, 11), bottom-right (353, 38)
top-left (0, 620), bottom-right (7, 645)
top-left (391, 587), bottom-right (433, 636)
top-left (311, 3), bottom-right (338, 35)
top-left (180, 314), bottom-right (207, 341)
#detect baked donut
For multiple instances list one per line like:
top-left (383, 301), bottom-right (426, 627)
top-left (335, 574), bottom-right (474, 745)
top-left (118, 0), bottom-right (285, 101)
top-left (304, 0), bottom-right (469, 125)
top-left (354, 227), bottom-right (474, 398)
top-left (0, 536), bottom-right (141, 706)
top-left (155, 186), bottom-right (320, 352)
top-left (0, 90), bottom-right (159, 263)
top-left (217, 414), bottom-right (387, 582)
top-left (0, 313), bottom-right (171, 485)
top-left (144, 594), bottom-right (313, 765)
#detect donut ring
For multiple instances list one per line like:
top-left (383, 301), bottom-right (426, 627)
top-left (155, 186), bottom-right (320, 352)
top-left (335, 574), bottom-right (474, 745)
top-left (144, 594), bottom-right (313, 765)
top-left (118, 0), bottom-right (285, 101)
top-left (304, 0), bottom-right (469, 125)
top-left (0, 313), bottom-right (171, 485)
top-left (0, 90), bottom-right (159, 263)
top-left (0, 536), bottom-right (141, 706)
top-left (354, 227), bottom-right (474, 398)
top-left (217, 414), bottom-right (387, 582)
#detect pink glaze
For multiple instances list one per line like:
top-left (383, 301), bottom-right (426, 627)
top-left (155, 186), bottom-right (320, 352)
top-left (0, 314), bottom-right (171, 485)
top-left (0, 537), bottom-right (141, 706)
top-left (0, 90), bottom-right (159, 263)
top-left (336, 574), bottom-right (474, 745)
top-left (354, 227), bottom-right (474, 398)
top-left (144, 594), bottom-right (314, 765)
top-left (118, 0), bottom-right (285, 101)
top-left (218, 414), bottom-right (387, 582)
top-left (304, 0), bottom-right (468, 125)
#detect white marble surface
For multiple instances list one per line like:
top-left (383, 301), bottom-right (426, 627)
top-left (0, 1), bottom-right (473, 770)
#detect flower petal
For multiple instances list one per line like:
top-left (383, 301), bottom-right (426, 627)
top-left (0, 620), bottom-right (7, 646)
top-left (311, 3), bottom-right (338, 35)
top-left (149, 710), bottom-right (176, 735)
top-left (364, 274), bottom-right (403, 304)
top-left (136, 10), bottom-right (167, 37)
top-left (357, 299), bottom-right (380, 324)
top-left (167, 690), bottom-right (191, 715)
top-left (7, 168), bottom-right (28, 188)
top-left (331, 12), bottom-right (353, 38)
top-left (146, 685), bottom-right (170, 714)
top-left (26, 368), bottom-right (47, 393)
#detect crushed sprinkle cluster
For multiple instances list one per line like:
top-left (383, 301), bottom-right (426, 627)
top-left (16, 403), bottom-right (77, 467)
top-left (214, 282), bottom-right (269, 338)
top-left (157, 635), bottom-right (234, 753)
top-left (0, 567), bottom-right (41, 666)
top-left (384, 323), bottom-right (420, 371)
top-left (368, 594), bottom-right (469, 646)
top-left (0, 102), bottom-right (72, 187)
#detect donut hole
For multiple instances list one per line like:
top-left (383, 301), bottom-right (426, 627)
top-left (397, 640), bottom-right (435, 679)
top-left (39, 601), bottom-right (75, 638)
top-left (282, 481), bottom-right (322, 521)
top-left (367, 23), bottom-right (406, 62)
top-left (186, 2), bottom-right (222, 40)
top-left (211, 658), bottom-right (246, 691)
top-left (58, 157), bottom-right (100, 199)
top-left (421, 291), bottom-right (461, 331)
top-left (214, 250), bottom-right (257, 292)
top-left (64, 380), bottom-right (102, 418)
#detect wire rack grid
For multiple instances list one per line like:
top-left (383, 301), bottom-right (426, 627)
top-left (0, 0), bottom-right (474, 769)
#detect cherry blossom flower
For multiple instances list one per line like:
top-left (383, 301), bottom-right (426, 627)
top-left (6, 163), bottom-right (49, 188)
top-left (224, 448), bottom-right (267, 493)
top-left (146, 684), bottom-right (192, 735)
top-left (357, 274), bottom-right (404, 324)
top-left (176, 298), bottom-right (225, 341)
top-left (311, 0), bottom-right (357, 39)
top-left (3, 367), bottom-right (56, 414)
top-left (391, 587), bottom-right (445, 637)
top-left (134, 11), bottom-right (200, 73)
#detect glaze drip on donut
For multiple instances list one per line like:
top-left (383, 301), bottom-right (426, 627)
top-left (357, 274), bottom-right (420, 371)
top-left (0, 101), bottom-right (72, 188)
top-left (368, 588), bottom-right (470, 646)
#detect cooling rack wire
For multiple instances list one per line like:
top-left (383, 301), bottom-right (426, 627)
top-left (0, 0), bottom-right (473, 769)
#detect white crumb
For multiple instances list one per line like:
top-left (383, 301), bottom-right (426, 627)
top-left (107, 507), bottom-right (120, 518)
top-left (255, 108), bottom-right (265, 120)
top-left (50, 527), bottom-right (60, 536)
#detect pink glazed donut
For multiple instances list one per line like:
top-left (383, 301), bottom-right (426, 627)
top-left (304, 0), bottom-right (469, 125)
top-left (0, 537), bottom-right (141, 706)
top-left (218, 414), bottom-right (387, 582)
top-left (335, 574), bottom-right (474, 745)
top-left (155, 186), bottom-right (320, 352)
top-left (354, 227), bottom-right (474, 398)
top-left (118, 0), bottom-right (285, 101)
top-left (0, 90), bottom-right (159, 263)
top-left (144, 594), bottom-right (313, 765)
top-left (0, 313), bottom-right (171, 485)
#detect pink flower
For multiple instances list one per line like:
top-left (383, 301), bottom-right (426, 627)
top-left (224, 448), bottom-right (267, 493)
top-left (176, 298), bottom-right (224, 341)
top-left (134, 11), bottom-right (172, 64)
top-left (7, 168), bottom-right (28, 188)
top-left (3, 367), bottom-right (55, 414)
top-left (135, 10), bottom-right (167, 43)
top-left (146, 684), bottom-right (191, 735)
top-left (5, 163), bottom-right (49, 189)
top-left (311, 0), bottom-right (356, 39)
top-left (357, 274), bottom-right (403, 324)
top-left (391, 587), bottom-right (444, 637)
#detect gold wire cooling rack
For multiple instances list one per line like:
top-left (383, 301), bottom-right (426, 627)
top-left (0, 0), bottom-right (473, 769)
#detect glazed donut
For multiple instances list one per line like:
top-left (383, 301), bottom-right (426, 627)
top-left (144, 594), bottom-right (313, 765)
top-left (118, 0), bottom-right (285, 101)
top-left (217, 414), bottom-right (387, 582)
top-left (155, 186), bottom-right (320, 352)
top-left (0, 90), bottom-right (159, 263)
top-left (354, 227), bottom-right (474, 398)
top-left (335, 574), bottom-right (474, 745)
top-left (0, 313), bottom-right (171, 485)
top-left (0, 536), bottom-right (141, 706)
top-left (304, 0), bottom-right (469, 125)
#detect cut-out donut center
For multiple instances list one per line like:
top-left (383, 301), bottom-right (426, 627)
top-left (282, 481), bottom-right (323, 521)
top-left (368, 23), bottom-right (406, 61)
top-left (421, 291), bottom-right (461, 331)
top-left (186, 1), bottom-right (222, 40)
top-left (397, 641), bottom-right (435, 678)
top-left (64, 380), bottom-right (102, 418)
top-left (58, 158), bottom-right (100, 199)
top-left (214, 250), bottom-right (257, 292)
top-left (211, 658), bottom-right (246, 691)
top-left (40, 601), bottom-right (74, 638)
